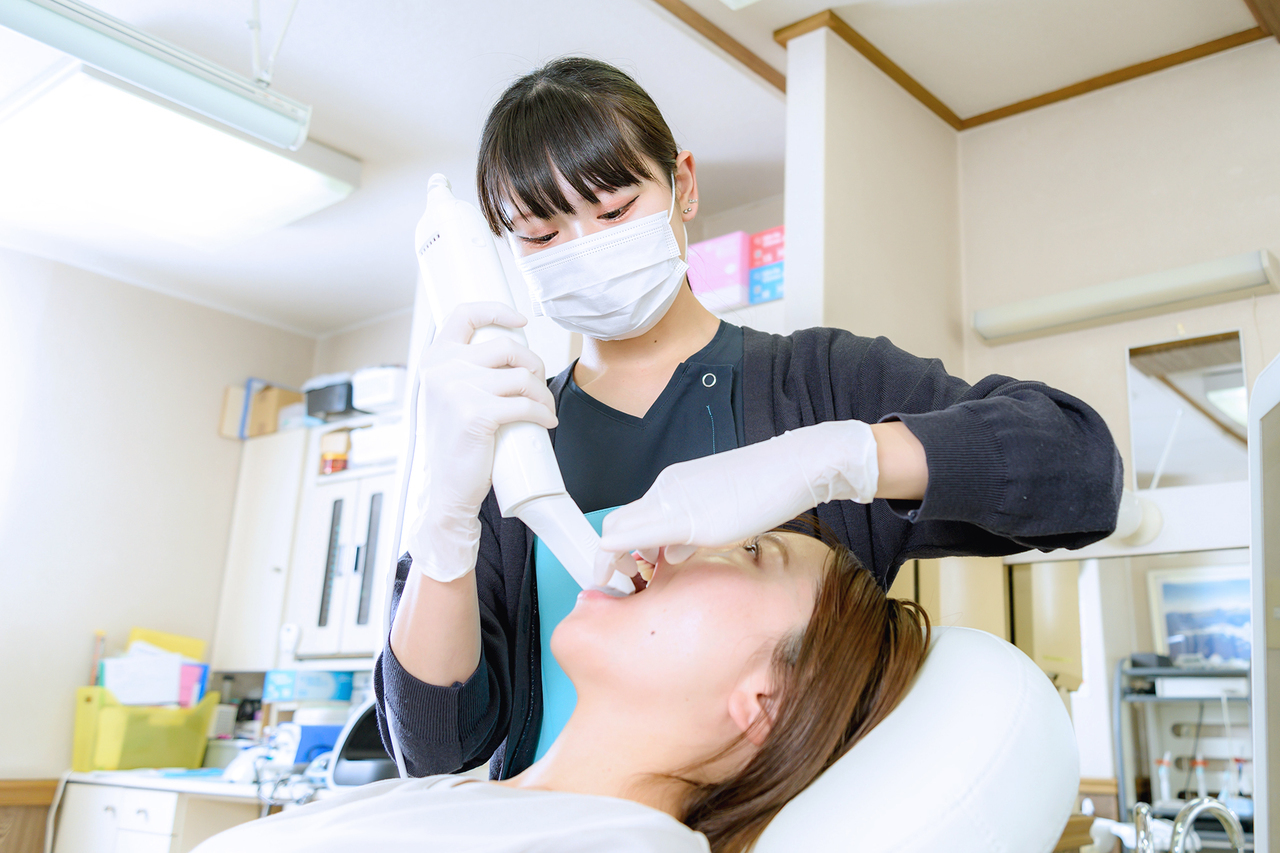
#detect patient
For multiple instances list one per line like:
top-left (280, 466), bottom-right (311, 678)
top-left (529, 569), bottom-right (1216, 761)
top-left (195, 520), bottom-right (929, 853)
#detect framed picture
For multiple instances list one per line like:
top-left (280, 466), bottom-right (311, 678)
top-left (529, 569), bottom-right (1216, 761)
top-left (1147, 567), bottom-right (1251, 667)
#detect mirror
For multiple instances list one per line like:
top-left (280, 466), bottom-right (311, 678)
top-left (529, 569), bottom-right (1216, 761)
top-left (1076, 549), bottom-right (1253, 841)
top-left (1128, 332), bottom-right (1247, 489)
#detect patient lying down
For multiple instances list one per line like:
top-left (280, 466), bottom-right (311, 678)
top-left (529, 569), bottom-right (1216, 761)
top-left (195, 520), bottom-right (929, 853)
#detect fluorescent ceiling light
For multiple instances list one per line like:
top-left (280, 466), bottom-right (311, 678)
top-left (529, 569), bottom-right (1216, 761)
top-left (973, 251), bottom-right (1280, 343)
top-left (1203, 369), bottom-right (1248, 430)
top-left (0, 64), bottom-right (359, 246)
top-left (1207, 386), bottom-right (1249, 430)
top-left (718, 0), bottom-right (766, 8)
top-left (0, 0), bottom-right (309, 149)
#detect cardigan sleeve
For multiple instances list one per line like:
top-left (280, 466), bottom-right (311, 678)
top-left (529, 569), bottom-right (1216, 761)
top-left (842, 333), bottom-right (1124, 553)
top-left (373, 492), bottom-right (513, 777)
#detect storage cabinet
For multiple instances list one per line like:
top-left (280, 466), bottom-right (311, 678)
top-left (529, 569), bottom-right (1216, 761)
top-left (210, 412), bottom-right (402, 670)
top-left (52, 782), bottom-right (257, 853)
top-left (283, 469), bottom-right (397, 660)
top-left (210, 429), bottom-right (307, 672)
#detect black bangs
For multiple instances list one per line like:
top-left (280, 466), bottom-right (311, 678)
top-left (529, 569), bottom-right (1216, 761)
top-left (476, 58), bottom-right (679, 235)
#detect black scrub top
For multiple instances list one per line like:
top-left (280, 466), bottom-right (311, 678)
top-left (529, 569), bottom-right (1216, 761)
top-left (552, 321), bottom-right (746, 513)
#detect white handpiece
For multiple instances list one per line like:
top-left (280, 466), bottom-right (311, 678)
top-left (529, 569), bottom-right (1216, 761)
top-left (413, 174), bottom-right (629, 594)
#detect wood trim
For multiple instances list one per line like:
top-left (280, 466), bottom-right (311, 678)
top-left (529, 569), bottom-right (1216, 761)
top-left (1241, 0), bottom-right (1278, 37)
top-left (774, 8), bottom-right (1269, 130)
top-left (1079, 777), bottom-right (1119, 795)
top-left (961, 28), bottom-right (1269, 128)
top-left (775, 10), bottom-right (963, 129)
top-left (1054, 813), bottom-right (1096, 852)
top-left (1129, 331), bottom-right (1241, 359)
top-left (647, 0), bottom-right (786, 93)
top-left (0, 780), bottom-right (58, 808)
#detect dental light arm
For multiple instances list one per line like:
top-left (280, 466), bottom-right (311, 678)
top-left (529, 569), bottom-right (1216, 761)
top-left (411, 174), bottom-right (628, 594)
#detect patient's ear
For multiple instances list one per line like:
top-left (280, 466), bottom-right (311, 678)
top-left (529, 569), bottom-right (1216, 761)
top-left (727, 666), bottom-right (779, 747)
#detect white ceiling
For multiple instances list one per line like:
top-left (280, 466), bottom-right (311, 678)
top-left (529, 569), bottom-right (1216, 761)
top-left (0, 0), bottom-right (786, 334)
top-left (0, 0), bottom-right (1262, 334)
top-left (680, 0), bottom-right (1259, 117)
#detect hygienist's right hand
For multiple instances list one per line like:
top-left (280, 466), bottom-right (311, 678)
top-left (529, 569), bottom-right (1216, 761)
top-left (404, 302), bottom-right (558, 583)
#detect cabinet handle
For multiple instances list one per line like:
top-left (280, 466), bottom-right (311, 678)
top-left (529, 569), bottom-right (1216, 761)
top-left (136, 808), bottom-right (148, 821)
top-left (353, 544), bottom-right (363, 575)
top-left (102, 805), bottom-right (116, 815)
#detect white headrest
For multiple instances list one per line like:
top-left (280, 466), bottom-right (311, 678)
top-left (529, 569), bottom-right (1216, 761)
top-left (755, 627), bottom-right (1078, 853)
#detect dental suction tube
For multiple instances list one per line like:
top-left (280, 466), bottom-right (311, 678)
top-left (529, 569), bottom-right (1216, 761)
top-left (413, 174), bottom-right (626, 594)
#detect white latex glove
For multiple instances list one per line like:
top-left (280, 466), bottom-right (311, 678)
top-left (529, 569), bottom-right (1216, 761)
top-left (600, 420), bottom-right (878, 567)
top-left (404, 302), bottom-right (557, 582)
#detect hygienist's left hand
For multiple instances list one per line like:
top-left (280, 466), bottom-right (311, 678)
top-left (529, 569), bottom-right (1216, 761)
top-left (600, 420), bottom-right (880, 567)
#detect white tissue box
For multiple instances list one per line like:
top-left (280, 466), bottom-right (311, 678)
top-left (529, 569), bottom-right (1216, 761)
top-left (1155, 677), bottom-right (1248, 698)
top-left (352, 366), bottom-right (407, 413)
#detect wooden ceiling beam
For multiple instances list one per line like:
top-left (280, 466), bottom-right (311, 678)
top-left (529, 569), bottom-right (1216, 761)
top-left (774, 10), bottom-right (962, 130)
top-left (774, 8), bottom-right (1270, 131)
top-left (1241, 0), bottom-right (1280, 38)
top-left (647, 0), bottom-right (786, 93)
top-left (962, 27), bottom-right (1269, 128)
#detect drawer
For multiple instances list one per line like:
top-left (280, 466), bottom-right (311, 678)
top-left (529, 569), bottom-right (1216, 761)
top-left (117, 788), bottom-right (179, 834)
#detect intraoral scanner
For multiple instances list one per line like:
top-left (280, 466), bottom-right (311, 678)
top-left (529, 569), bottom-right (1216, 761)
top-left (411, 174), bottom-right (631, 596)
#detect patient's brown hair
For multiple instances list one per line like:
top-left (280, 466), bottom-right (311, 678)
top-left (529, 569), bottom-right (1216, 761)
top-left (676, 517), bottom-right (931, 853)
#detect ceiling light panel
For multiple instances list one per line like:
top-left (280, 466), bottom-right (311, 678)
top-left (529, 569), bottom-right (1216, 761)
top-left (0, 65), bottom-right (359, 247)
top-left (0, 0), bottom-right (310, 149)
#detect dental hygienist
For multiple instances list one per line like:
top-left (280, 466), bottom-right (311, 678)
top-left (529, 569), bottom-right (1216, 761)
top-left (376, 57), bottom-right (1123, 780)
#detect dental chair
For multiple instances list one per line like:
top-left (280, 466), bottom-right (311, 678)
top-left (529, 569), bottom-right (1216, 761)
top-left (755, 626), bottom-right (1079, 853)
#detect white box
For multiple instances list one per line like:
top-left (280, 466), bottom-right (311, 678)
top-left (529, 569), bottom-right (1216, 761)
top-left (1154, 676), bottom-right (1248, 698)
top-left (352, 366), bottom-right (407, 413)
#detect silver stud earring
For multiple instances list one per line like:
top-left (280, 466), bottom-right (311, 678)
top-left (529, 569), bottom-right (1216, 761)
top-left (682, 198), bottom-right (697, 214)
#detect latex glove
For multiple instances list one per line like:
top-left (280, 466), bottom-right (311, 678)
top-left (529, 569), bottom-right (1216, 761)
top-left (404, 302), bottom-right (557, 582)
top-left (600, 420), bottom-right (878, 567)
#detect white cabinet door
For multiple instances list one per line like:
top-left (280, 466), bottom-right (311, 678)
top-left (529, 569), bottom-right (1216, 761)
top-left (287, 477), bottom-right (361, 658)
top-left (53, 784), bottom-right (121, 853)
top-left (113, 831), bottom-right (174, 853)
top-left (211, 430), bottom-right (307, 671)
top-left (117, 789), bottom-right (178, 834)
top-left (339, 472), bottom-right (398, 656)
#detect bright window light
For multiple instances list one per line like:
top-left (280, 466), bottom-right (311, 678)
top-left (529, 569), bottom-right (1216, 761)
top-left (1207, 386), bottom-right (1249, 430)
top-left (0, 64), bottom-right (359, 246)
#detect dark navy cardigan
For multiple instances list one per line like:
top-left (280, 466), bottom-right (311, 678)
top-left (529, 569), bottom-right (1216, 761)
top-left (374, 326), bottom-right (1124, 779)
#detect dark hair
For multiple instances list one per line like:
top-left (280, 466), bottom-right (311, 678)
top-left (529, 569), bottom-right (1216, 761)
top-left (476, 57), bottom-right (679, 234)
top-left (675, 517), bottom-right (931, 853)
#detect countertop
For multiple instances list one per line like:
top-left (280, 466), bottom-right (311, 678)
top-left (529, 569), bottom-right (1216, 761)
top-left (67, 770), bottom-right (260, 801)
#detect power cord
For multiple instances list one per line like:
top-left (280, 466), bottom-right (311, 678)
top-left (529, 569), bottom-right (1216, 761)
top-left (1181, 701), bottom-right (1205, 799)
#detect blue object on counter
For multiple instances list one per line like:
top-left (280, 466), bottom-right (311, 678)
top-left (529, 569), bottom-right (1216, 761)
top-left (263, 670), bottom-right (353, 702)
top-left (294, 725), bottom-right (345, 763)
top-left (158, 768), bottom-right (226, 778)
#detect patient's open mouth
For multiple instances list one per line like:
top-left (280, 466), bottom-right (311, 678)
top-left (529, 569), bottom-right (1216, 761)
top-left (630, 552), bottom-right (655, 592)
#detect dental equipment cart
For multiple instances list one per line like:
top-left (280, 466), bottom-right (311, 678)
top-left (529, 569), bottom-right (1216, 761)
top-left (1114, 662), bottom-right (1254, 850)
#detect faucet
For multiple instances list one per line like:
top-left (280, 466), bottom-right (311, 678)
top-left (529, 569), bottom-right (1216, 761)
top-left (1169, 797), bottom-right (1246, 853)
top-left (1133, 802), bottom-right (1156, 853)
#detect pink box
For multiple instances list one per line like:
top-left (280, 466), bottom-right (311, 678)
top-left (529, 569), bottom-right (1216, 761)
top-left (687, 230), bottom-right (749, 308)
top-left (750, 225), bottom-right (785, 268)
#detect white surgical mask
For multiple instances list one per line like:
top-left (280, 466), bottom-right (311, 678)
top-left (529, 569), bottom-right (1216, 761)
top-left (512, 180), bottom-right (688, 341)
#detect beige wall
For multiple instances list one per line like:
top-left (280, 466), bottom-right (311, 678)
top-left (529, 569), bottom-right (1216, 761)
top-left (959, 41), bottom-right (1280, 483)
top-left (0, 249), bottom-right (315, 777)
top-left (786, 28), bottom-right (963, 369)
top-left (312, 309), bottom-right (413, 377)
top-left (687, 193), bottom-right (784, 245)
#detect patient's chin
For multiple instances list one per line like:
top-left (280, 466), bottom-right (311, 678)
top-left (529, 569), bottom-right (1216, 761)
top-left (549, 617), bottom-right (624, 687)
